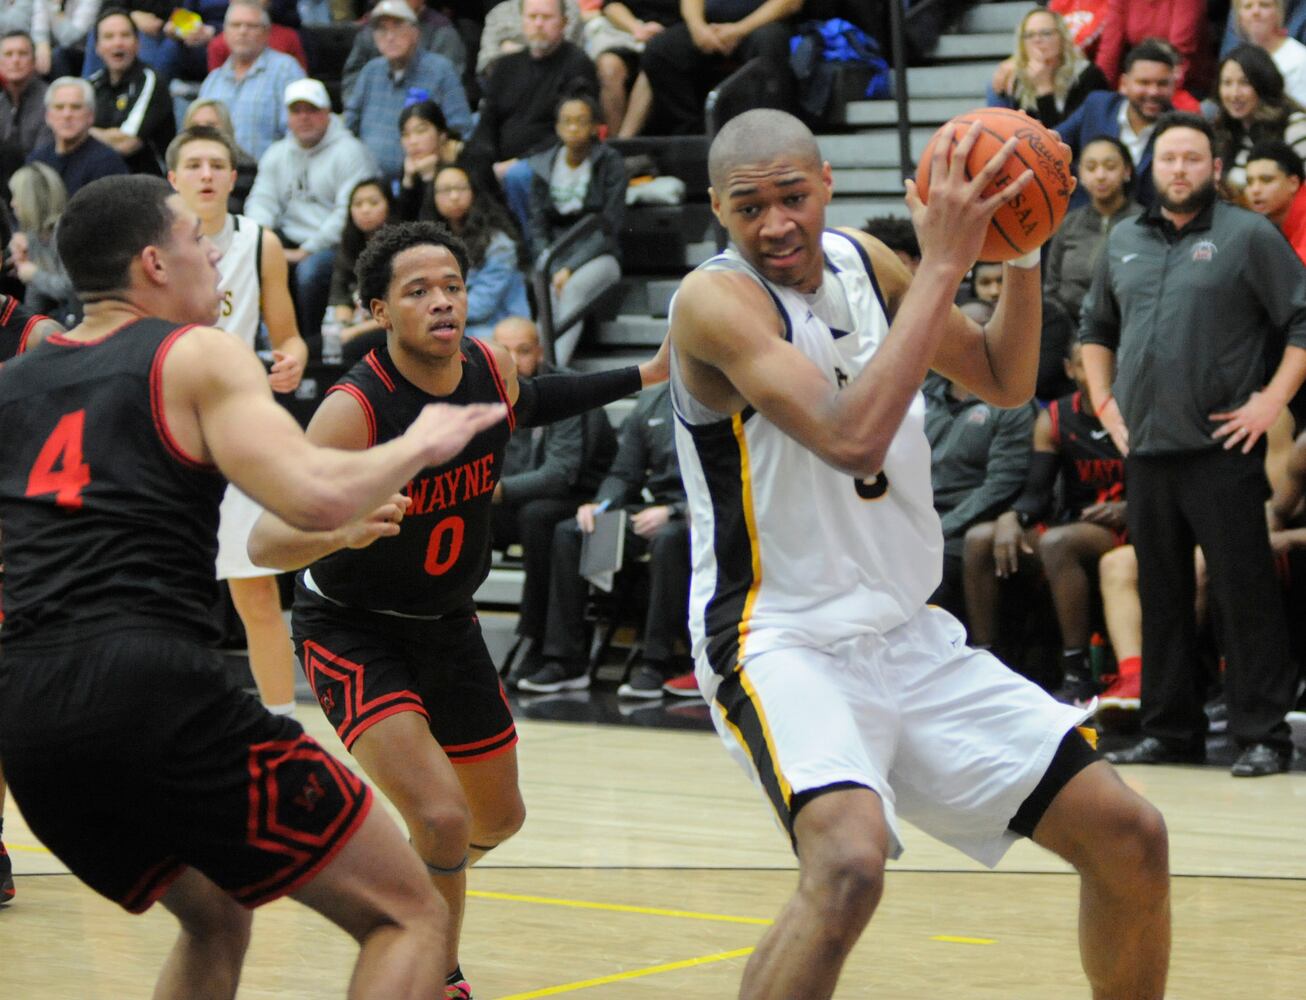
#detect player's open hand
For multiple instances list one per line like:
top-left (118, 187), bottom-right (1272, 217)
top-left (342, 494), bottom-right (412, 549)
top-left (992, 511), bottom-right (1032, 578)
top-left (905, 122), bottom-right (1033, 279)
top-left (411, 402), bottom-right (508, 467)
top-left (268, 350), bottom-right (304, 394)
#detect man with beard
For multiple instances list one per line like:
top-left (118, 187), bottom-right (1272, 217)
top-left (1081, 111), bottom-right (1306, 777)
top-left (1056, 38), bottom-right (1178, 208)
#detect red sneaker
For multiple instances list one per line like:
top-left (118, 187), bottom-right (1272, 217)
top-left (662, 671), bottom-right (700, 699)
top-left (1097, 670), bottom-right (1140, 711)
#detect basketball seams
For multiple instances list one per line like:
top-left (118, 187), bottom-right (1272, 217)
top-left (958, 120), bottom-right (1056, 255)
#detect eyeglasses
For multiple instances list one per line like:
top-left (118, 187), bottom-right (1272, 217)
top-left (435, 185), bottom-right (470, 195)
top-left (1023, 29), bottom-right (1058, 40)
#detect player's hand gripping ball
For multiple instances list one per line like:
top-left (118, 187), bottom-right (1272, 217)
top-left (915, 108), bottom-right (1074, 262)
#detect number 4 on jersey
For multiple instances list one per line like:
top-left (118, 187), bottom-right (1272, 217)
top-left (26, 410), bottom-right (92, 509)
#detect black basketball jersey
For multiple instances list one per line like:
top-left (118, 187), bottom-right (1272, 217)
top-left (0, 294), bottom-right (50, 361)
top-left (1048, 390), bottom-right (1126, 520)
top-left (307, 339), bottom-right (514, 616)
top-left (0, 320), bottom-right (227, 646)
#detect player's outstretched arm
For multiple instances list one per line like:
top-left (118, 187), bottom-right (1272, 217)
top-left (168, 327), bottom-right (506, 531)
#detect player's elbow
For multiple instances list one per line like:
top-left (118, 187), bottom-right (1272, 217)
top-left (279, 484), bottom-right (356, 534)
top-left (982, 378), bottom-right (1036, 409)
top-left (824, 437), bottom-right (891, 480)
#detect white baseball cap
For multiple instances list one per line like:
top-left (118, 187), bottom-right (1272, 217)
top-left (283, 78), bottom-right (331, 110)
top-left (370, 0), bottom-right (417, 25)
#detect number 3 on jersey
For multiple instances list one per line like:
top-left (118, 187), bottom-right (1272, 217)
top-left (26, 410), bottom-right (92, 509)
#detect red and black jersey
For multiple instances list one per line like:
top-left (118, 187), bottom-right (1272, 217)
top-left (307, 339), bottom-right (514, 617)
top-left (0, 294), bottom-right (52, 362)
top-left (0, 320), bottom-right (227, 646)
top-left (1048, 390), bottom-right (1126, 520)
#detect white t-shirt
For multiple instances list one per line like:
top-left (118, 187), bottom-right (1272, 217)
top-left (1273, 36), bottom-right (1306, 107)
top-left (549, 154), bottom-right (592, 216)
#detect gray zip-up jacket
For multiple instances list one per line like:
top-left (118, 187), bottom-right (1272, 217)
top-left (1079, 200), bottom-right (1306, 455)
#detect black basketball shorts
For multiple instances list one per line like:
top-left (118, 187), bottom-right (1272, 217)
top-left (292, 585), bottom-right (517, 761)
top-left (0, 629), bottom-right (372, 913)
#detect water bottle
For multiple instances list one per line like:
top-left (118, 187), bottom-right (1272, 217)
top-left (320, 309), bottom-right (343, 365)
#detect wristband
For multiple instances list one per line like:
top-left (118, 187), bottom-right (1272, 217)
top-left (1006, 247), bottom-right (1041, 270)
top-left (1095, 394), bottom-right (1115, 418)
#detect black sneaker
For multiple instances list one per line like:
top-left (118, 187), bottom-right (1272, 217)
top-left (0, 837), bottom-right (14, 903)
top-left (504, 639), bottom-right (543, 690)
top-left (517, 660), bottom-right (590, 693)
top-left (618, 665), bottom-right (665, 699)
top-left (1051, 674), bottom-right (1100, 707)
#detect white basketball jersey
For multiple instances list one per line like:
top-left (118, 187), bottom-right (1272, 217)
top-left (212, 214), bottom-right (262, 347)
top-left (670, 230), bottom-right (943, 676)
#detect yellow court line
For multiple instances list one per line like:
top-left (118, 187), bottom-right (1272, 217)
top-left (468, 889), bottom-right (773, 926)
top-left (7, 842), bottom-right (53, 855)
top-left (493, 947), bottom-right (756, 999)
top-left (931, 935), bottom-right (996, 945)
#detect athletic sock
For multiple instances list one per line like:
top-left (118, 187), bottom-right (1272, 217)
top-left (1116, 655), bottom-right (1141, 679)
top-left (446, 966), bottom-right (465, 986)
top-left (0, 816), bottom-right (6, 838)
top-left (1061, 647), bottom-right (1090, 680)
top-left (265, 702), bottom-right (296, 717)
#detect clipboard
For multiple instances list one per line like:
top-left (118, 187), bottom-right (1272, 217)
top-left (580, 508), bottom-right (626, 592)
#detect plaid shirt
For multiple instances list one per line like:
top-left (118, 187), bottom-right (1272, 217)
top-left (198, 48), bottom-right (306, 161)
top-left (345, 49), bottom-right (471, 178)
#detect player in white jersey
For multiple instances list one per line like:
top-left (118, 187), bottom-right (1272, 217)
top-left (669, 109), bottom-right (1170, 1000)
top-left (168, 126), bottom-right (309, 717)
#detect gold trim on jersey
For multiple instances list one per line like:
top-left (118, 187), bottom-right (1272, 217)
top-left (732, 411), bottom-right (764, 671)
top-left (717, 666), bottom-right (793, 830)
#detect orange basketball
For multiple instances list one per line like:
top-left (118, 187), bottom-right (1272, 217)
top-left (915, 107), bottom-right (1073, 262)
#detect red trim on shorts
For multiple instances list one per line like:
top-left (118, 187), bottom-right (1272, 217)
top-left (148, 324), bottom-right (216, 470)
top-left (121, 857), bottom-right (186, 914)
top-left (1048, 397), bottom-right (1062, 450)
top-left (467, 337), bottom-right (516, 432)
top-left (0, 296), bottom-right (15, 326)
top-left (340, 700), bottom-right (430, 750)
top-left (449, 732), bottom-right (518, 764)
top-left (327, 383), bottom-right (378, 448)
top-left (443, 720), bottom-right (517, 755)
top-left (364, 349), bottom-right (396, 392)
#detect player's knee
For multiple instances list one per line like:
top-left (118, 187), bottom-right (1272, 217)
top-left (1098, 547), bottom-right (1135, 589)
top-left (804, 839), bottom-right (886, 925)
top-left (1074, 793), bottom-right (1169, 890)
top-left (177, 892), bottom-right (253, 954)
top-left (1037, 527), bottom-right (1073, 567)
top-left (473, 792), bottom-right (526, 847)
top-left (409, 800), bottom-right (472, 866)
top-left (963, 522), bottom-right (995, 564)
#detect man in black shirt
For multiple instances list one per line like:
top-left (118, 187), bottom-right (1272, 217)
top-left (0, 175), bottom-right (511, 995)
top-left (87, 8), bottom-right (175, 176)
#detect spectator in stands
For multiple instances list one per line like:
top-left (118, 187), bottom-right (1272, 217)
top-left (431, 162), bottom-right (531, 339)
top-left (344, 0), bottom-right (470, 180)
top-left (1213, 44), bottom-right (1306, 195)
top-left (987, 6), bottom-right (1109, 129)
top-left (640, 0), bottom-right (799, 135)
top-left (963, 340), bottom-right (1127, 700)
top-left (342, 0), bottom-right (465, 100)
top-left (1046, 136), bottom-right (1141, 323)
top-left (586, 0), bottom-right (680, 135)
top-left (0, 30), bottom-right (50, 156)
top-left (476, 0), bottom-right (584, 80)
top-left (7, 161), bottom-right (77, 325)
top-left (923, 338), bottom-right (1037, 625)
top-left (1084, 111), bottom-right (1306, 777)
top-left (197, 0), bottom-right (305, 159)
top-left (329, 175), bottom-right (392, 357)
top-left (491, 315), bottom-right (617, 687)
top-left (969, 260), bottom-right (1075, 402)
top-left (28, 76), bottom-right (128, 195)
top-left (207, 0), bottom-right (307, 72)
top-left (244, 77), bottom-right (377, 344)
top-left (31, 0), bottom-right (98, 78)
top-left (1094, 0), bottom-right (1211, 97)
top-left (1245, 139), bottom-right (1306, 261)
top-left (0, 0), bottom-right (33, 34)
top-left (862, 214), bottom-right (919, 272)
top-left (395, 98), bottom-right (458, 221)
top-left (518, 382), bottom-right (691, 700)
top-left (527, 91), bottom-right (623, 365)
top-left (182, 95), bottom-right (255, 210)
top-left (463, 0), bottom-right (597, 233)
top-left (1056, 38), bottom-right (1178, 209)
top-left (1234, 0), bottom-right (1306, 105)
top-left (87, 8), bottom-right (175, 176)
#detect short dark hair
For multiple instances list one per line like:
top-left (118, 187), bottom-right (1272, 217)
top-left (58, 175), bottom-right (176, 297)
top-left (555, 91), bottom-right (600, 124)
top-left (1121, 38), bottom-right (1178, 73)
top-left (95, 7), bottom-right (138, 39)
top-left (861, 216), bottom-right (919, 260)
top-left (1, 29), bottom-right (33, 50)
top-left (1080, 134), bottom-right (1136, 194)
top-left (1246, 139), bottom-right (1306, 180)
top-left (399, 99), bottom-right (449, 138)
top-left (166, 125), bottom-right (238, 172)
top-left (356, 221), bottom-right (470, 308)
top-left (1152, 111), bottom-right (1216, 152)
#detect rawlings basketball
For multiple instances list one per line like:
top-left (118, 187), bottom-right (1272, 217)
top-left (915, 107), bottom-right (1074, 262)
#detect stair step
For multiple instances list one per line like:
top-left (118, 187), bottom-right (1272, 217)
top-left (819, 129), bottom-right (937, 168)
top-left (904, 62), bottom-right (1001, 98)
top-left (572, 350), bottom-right (652, 373)
top-left (844, 96), bottom-right (979, 127)
top-left (612, 277), bottom-right (681, 317)
top-left (832, 166), bottom-right (908, 194)
top-left (933, 32), bottom-right (1013, 61)
top-left (958, 1), bottom-right (1030, 34)
top-left (596, 315), bottom-right (668, 347)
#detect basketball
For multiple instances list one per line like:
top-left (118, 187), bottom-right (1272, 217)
top-left (915, 107), bottom-right (1074, 262)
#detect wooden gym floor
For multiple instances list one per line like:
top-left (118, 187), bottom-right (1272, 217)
top-left (2, 703), bottom-right (1305, 999)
